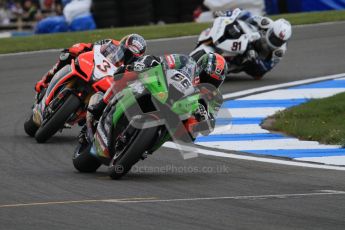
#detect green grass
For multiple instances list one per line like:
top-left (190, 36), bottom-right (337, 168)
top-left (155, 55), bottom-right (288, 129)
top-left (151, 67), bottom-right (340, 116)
top-left (0, 22), bottom-right (210, 54)
top-left (271, 9), bottom-right (345, 24)
top-left (1, 10), bottom-right (345, 54)
top-left (270, 92), bottom-right (345, 146)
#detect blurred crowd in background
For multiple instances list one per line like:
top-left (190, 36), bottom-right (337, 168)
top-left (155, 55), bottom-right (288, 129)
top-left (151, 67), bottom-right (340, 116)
top-left (1, 0), bottom-right (345, 35)
top-left (0, 0), bottom-right (63, 26)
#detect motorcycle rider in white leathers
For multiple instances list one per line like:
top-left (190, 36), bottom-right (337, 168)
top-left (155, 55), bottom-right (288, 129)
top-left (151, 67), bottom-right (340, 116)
top-left (219, 10), bottom-right (292, 79)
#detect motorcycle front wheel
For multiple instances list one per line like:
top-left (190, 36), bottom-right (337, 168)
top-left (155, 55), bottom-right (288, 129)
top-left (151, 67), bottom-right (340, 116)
top-left (108, 115), bottom-right (157, 180)
top-left (35, 94), bottom-right (80, 143)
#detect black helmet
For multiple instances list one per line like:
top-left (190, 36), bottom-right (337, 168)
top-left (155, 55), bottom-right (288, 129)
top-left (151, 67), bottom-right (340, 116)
top-left (197, 53), bottom-right (227, 88)
top-left (120, 34), bottom-right (147, 65)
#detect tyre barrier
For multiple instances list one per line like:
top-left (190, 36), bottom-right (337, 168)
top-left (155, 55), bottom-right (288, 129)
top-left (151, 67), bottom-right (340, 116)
top-left (93, 0), bottom-right (203, 28)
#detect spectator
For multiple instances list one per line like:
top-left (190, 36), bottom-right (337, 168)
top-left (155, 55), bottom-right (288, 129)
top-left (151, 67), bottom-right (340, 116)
top-left (0, 1), bottom-right (10, 25)
top-left (194, 0), bottom-right (265, 22)
top-left (9, 1), bottom-right (24, 18)
top-left (22, 0), bottom-right (38, 21)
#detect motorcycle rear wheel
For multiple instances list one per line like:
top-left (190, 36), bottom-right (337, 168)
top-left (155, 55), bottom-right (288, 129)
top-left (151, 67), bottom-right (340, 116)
top-left (73, 142), bottom-right (101, 173)
top-left (35, 94), bottom-right (80, 143)
top-left (24, 114), bottom-right (39, 137)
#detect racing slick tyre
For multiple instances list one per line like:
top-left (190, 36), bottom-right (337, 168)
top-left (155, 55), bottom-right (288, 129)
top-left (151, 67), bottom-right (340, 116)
top-left (108, 116), bottom-right (158, 180)
top-left (73, 143), bottom-right (101, 173)
top-left (35, 94), bottom-right (81, 143)
top-left (24, 114), bottom-right (39, 137)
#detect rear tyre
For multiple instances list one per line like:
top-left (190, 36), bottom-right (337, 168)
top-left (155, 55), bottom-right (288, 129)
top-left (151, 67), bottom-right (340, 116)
top-left (108, 118), bottom-right (157, 179)
top-left (73, 143), bottom-right (101, 173)
top-left (24, 114), bottom-right (39, 137)
top-left (35, 94), bottom-right (81, 143)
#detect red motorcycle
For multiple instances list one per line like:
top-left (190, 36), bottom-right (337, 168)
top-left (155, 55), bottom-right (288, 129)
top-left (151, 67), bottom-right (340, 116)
top-left (24, 43), bottom-right (119, 143)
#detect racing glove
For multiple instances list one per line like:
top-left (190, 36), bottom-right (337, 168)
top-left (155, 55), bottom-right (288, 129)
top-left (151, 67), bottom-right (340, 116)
top-left (194, 103), bottom-right (209, 122)
top-left (192, 104), bottom-right (215, 136)
top-left (246, 49), bottom-right (258, 62)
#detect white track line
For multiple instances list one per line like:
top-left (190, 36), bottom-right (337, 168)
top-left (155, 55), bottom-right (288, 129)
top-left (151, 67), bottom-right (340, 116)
top-left (219, 107), bottom-right (284, 118)
top-left (212, 124), bottom-right (268, 134)
top-left (223, 73), bottom-right (345, 99)
top-left (1, 190), bottom-right (344, 208)
top-left (241, 88), bottom-right (345, 100)
top-left (196, 139), bottom-right (340, 151)
top-left (163, 143), bottom-right (345, 171)
top-left (298, 156), bottom-right (345, 165)
top-left (106, 190), bottom-right (345, 204)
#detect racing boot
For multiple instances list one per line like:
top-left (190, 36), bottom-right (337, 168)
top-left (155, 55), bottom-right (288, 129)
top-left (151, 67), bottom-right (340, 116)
top-left (87, 99), bottom-right (107, 121)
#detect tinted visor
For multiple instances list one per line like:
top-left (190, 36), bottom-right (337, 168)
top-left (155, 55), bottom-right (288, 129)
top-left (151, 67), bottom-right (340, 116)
top-left (199, 70), bottom-right (223, 88)
top-left (100, 42), bottom-right (125, 66)
top-left (226, 23), bottom-right (241, 39)
top-left (268, 32), bottom-right (285, 47)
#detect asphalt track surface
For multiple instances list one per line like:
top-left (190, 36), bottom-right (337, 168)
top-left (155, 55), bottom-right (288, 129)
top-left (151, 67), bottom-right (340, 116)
top-left (1, 22), bottom-right (345, 230)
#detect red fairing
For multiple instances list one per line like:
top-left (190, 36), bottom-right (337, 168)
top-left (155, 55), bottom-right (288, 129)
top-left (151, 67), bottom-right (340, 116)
top-left (45, 60), bottom-right (84, 105)
top-left (78, 51), bottom-right (94, 81)
top-left (92, 76), bottom-right (114, 92)
top-left (69, 43), bottom-right (93, 56)
top-left (103, 71), bottom-right (138, 104)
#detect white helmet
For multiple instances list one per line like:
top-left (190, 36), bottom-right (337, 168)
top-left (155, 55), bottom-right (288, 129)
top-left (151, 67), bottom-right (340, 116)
top-left (265, 19), bottom-right (292, 49)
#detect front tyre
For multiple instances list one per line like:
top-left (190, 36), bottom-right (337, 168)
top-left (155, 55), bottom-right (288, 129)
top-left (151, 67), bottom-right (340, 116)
top-left (73, 142), bottom-right (101, 173)
top-left (24, 114), bottom-right (39, 137)
top-left (35, 94), bottom-right (81, 143)
top-left (108, 125), bottom-right (157, 180)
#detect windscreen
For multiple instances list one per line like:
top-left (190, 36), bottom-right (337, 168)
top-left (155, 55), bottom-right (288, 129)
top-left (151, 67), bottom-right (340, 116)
top-left (100, 41), bottom-right (125, 66)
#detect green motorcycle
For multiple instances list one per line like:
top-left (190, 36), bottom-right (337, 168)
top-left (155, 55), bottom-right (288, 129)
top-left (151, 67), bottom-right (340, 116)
top-left (73, 64), bottom-right (221, 179)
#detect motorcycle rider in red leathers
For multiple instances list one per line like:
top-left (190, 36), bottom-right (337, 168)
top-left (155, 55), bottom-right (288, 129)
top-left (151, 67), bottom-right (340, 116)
top-left (34, 34), bottom-right (148, 93)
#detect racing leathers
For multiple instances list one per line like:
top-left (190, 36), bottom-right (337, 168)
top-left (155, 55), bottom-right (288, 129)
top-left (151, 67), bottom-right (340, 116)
top-left (244, 14), bottom-right (287, 79)
top-left (221, 10), bottom-right (288, 79)
top-left (35, 39), bottom-right (122, 93)
top-left (86, 54), bottom-right (222, 143)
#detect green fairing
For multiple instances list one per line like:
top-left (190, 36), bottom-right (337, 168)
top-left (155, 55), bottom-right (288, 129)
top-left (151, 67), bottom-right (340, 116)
top-left (111, 65), bottom-right (168, 128)
top-left (171, 94), bottom-right (200, 115)
top-left (106, 64), bottom-right (201, 157)
top-left (139, 65), bottom-right (168, 104)
top-left (112, 88), bottom-right (137, 126)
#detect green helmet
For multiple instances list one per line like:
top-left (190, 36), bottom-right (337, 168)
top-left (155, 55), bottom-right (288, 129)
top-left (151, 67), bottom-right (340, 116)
top-left (196, 53), bottom-right (227, 88)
